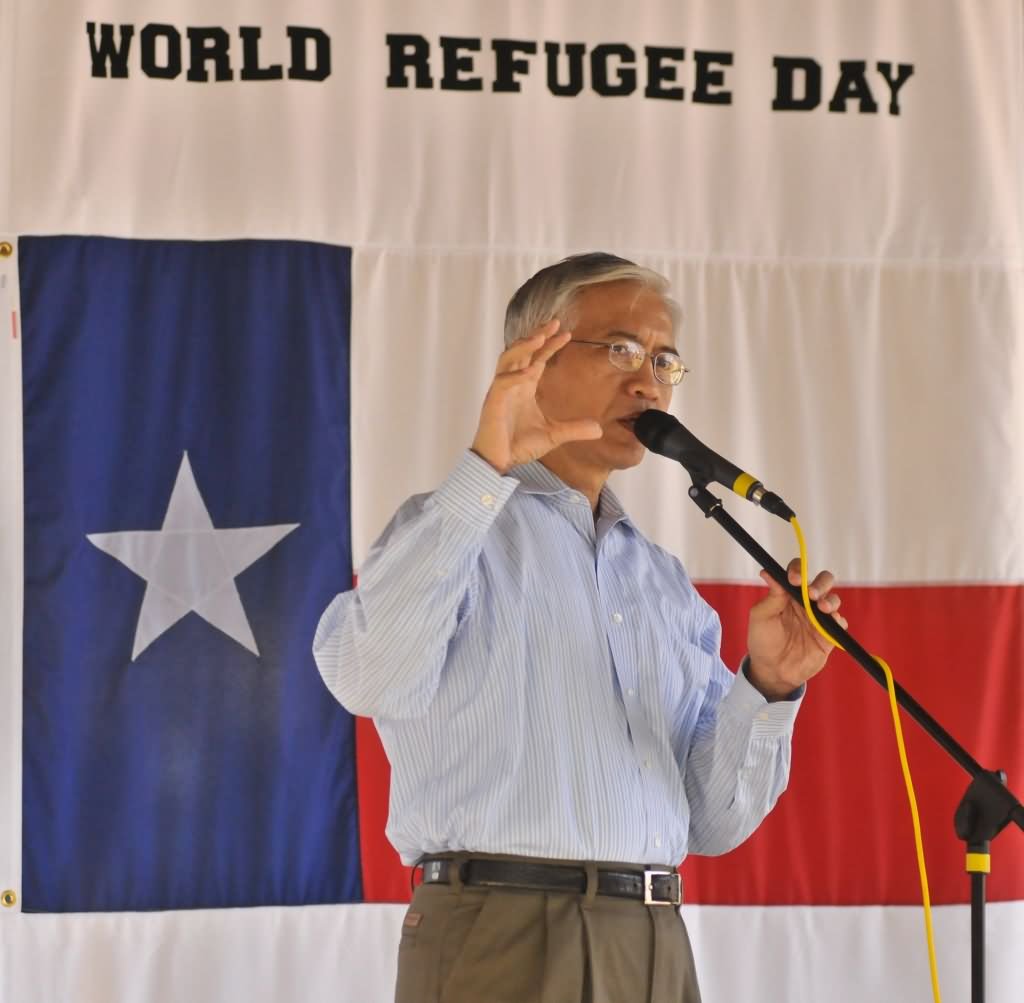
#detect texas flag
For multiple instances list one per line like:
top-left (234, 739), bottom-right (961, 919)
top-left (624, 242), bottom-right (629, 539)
top-left (19, 236), bottom-right (361, 912)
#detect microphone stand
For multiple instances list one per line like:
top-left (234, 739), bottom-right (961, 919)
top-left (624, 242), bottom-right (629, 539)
top-left (686, 482), bottom-right (1024, 1003)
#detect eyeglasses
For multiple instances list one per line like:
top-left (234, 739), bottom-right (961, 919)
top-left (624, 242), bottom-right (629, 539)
top-left (566, 339), bottom-right (689, 386)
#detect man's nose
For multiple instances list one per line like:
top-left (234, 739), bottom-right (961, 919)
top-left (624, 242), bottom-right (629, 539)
top-left (625, 361), bottom-right (663, 400)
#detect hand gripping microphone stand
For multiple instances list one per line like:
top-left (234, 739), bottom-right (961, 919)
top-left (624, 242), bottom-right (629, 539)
top-left (643, 426), bottom-right (1023, 1003)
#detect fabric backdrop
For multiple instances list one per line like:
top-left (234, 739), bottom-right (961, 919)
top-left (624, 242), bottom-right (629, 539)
top-left (0, 2), bottom-right (1021, 1001)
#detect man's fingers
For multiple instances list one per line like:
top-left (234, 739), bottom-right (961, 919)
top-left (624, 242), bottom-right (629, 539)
top-left (495, 335), bottom-right (545, 375)
top-left (762, 568), bottom-right (843, 618)
top-left (753, 572), bottom-right (791, 619)
top-left (531, 329), bottom-right (572, 367)
top-left (493, 332), bottom-right (571, 390)
top-left (784, 559), bottom-right (837, 600)
top-left (495, 320), bottom-right (561, 374)
top-left (549, 418), bottom-right (603, 445)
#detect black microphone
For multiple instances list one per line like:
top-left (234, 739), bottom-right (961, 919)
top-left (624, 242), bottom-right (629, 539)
top-left (634, 410), bottom-right (795, 521)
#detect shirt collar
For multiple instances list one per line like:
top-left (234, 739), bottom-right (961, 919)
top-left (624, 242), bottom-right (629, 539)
top-left (510, 460), bottom-right (635, 533)
top-left (510, 459), bottom-right (575, 496)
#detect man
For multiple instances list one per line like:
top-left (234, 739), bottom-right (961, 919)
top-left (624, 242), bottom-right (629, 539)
top-left (313, 253), bottom-right (845, 1002)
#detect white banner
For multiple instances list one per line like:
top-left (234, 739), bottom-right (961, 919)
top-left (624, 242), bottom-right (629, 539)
top-left (1, 3), bottom-right (1021, 1003)
top-left (0, 1), bottom-right (1017, 262)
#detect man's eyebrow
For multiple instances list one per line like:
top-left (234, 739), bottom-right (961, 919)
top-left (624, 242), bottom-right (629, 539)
top-left (603, 329), bottom-right (679, 355)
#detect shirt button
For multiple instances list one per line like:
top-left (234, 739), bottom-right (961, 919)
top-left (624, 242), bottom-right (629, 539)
top-left (626, 688), bottom-right (635, 697)
top-left (611, 612), bottom-right (623, 624)
top-left (756, 711), bottom-right (769, 721)
top-left (643, 758), bottom-right (651, 769)
top-left (654, 836), bottom-right (662, 848)
top-left (480, 493), bottom-right (495, 508)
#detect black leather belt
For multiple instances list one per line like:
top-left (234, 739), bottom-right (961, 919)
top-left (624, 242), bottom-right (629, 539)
top-left (417, 857), bottom-right (682, 907)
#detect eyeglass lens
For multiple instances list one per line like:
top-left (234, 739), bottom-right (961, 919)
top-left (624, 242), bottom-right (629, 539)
top-left (608, 341), bottom-right (685, 385)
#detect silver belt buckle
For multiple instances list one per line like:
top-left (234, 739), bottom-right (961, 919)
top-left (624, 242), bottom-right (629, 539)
top-left (643, 869), bottom-right (682, 906)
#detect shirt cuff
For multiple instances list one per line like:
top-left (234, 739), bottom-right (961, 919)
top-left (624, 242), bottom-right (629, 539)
top-left (431, 449), bottom-right (520, 532)
top-left (723, 656), bottom-right (804, 737)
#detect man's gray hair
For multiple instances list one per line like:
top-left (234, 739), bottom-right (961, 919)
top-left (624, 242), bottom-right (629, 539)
top-left (503, 252), bottom-right (681, 348)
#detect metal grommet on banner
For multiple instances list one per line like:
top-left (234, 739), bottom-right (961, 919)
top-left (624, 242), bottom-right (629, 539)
top-left (1, 889), bottom-right (17, 907)
top-left (0, 242), bottom-right (12, 258)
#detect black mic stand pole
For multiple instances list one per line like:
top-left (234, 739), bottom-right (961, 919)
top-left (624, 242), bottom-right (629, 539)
top-left (686, 482), bottom-right (1024, 1003)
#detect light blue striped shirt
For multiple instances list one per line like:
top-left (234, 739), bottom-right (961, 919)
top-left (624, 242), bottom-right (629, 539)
top-left (314, 451), bottom-right (801, 866)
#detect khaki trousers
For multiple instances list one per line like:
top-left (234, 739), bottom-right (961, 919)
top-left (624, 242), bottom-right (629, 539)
top-left (394, 856), bottom-right (701, 1003)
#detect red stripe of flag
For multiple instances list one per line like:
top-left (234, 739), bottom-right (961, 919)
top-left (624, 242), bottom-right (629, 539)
top-left (356, 584), bottom-right (1023, 904)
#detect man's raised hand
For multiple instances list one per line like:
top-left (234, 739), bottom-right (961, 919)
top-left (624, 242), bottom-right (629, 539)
top-left (471, 320), bottom-right (602, 475)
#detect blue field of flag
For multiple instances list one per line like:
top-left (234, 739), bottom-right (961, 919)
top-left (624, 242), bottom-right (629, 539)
top-left (20, 236), bottom-right (362, 911)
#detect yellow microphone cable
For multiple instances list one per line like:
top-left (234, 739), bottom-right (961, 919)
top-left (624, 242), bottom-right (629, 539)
top-left (790, 515), bottom-right (943, 1003)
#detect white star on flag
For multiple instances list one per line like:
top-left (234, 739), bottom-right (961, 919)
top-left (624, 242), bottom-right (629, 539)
top-left (87, 452), bottom-right (299, 659)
